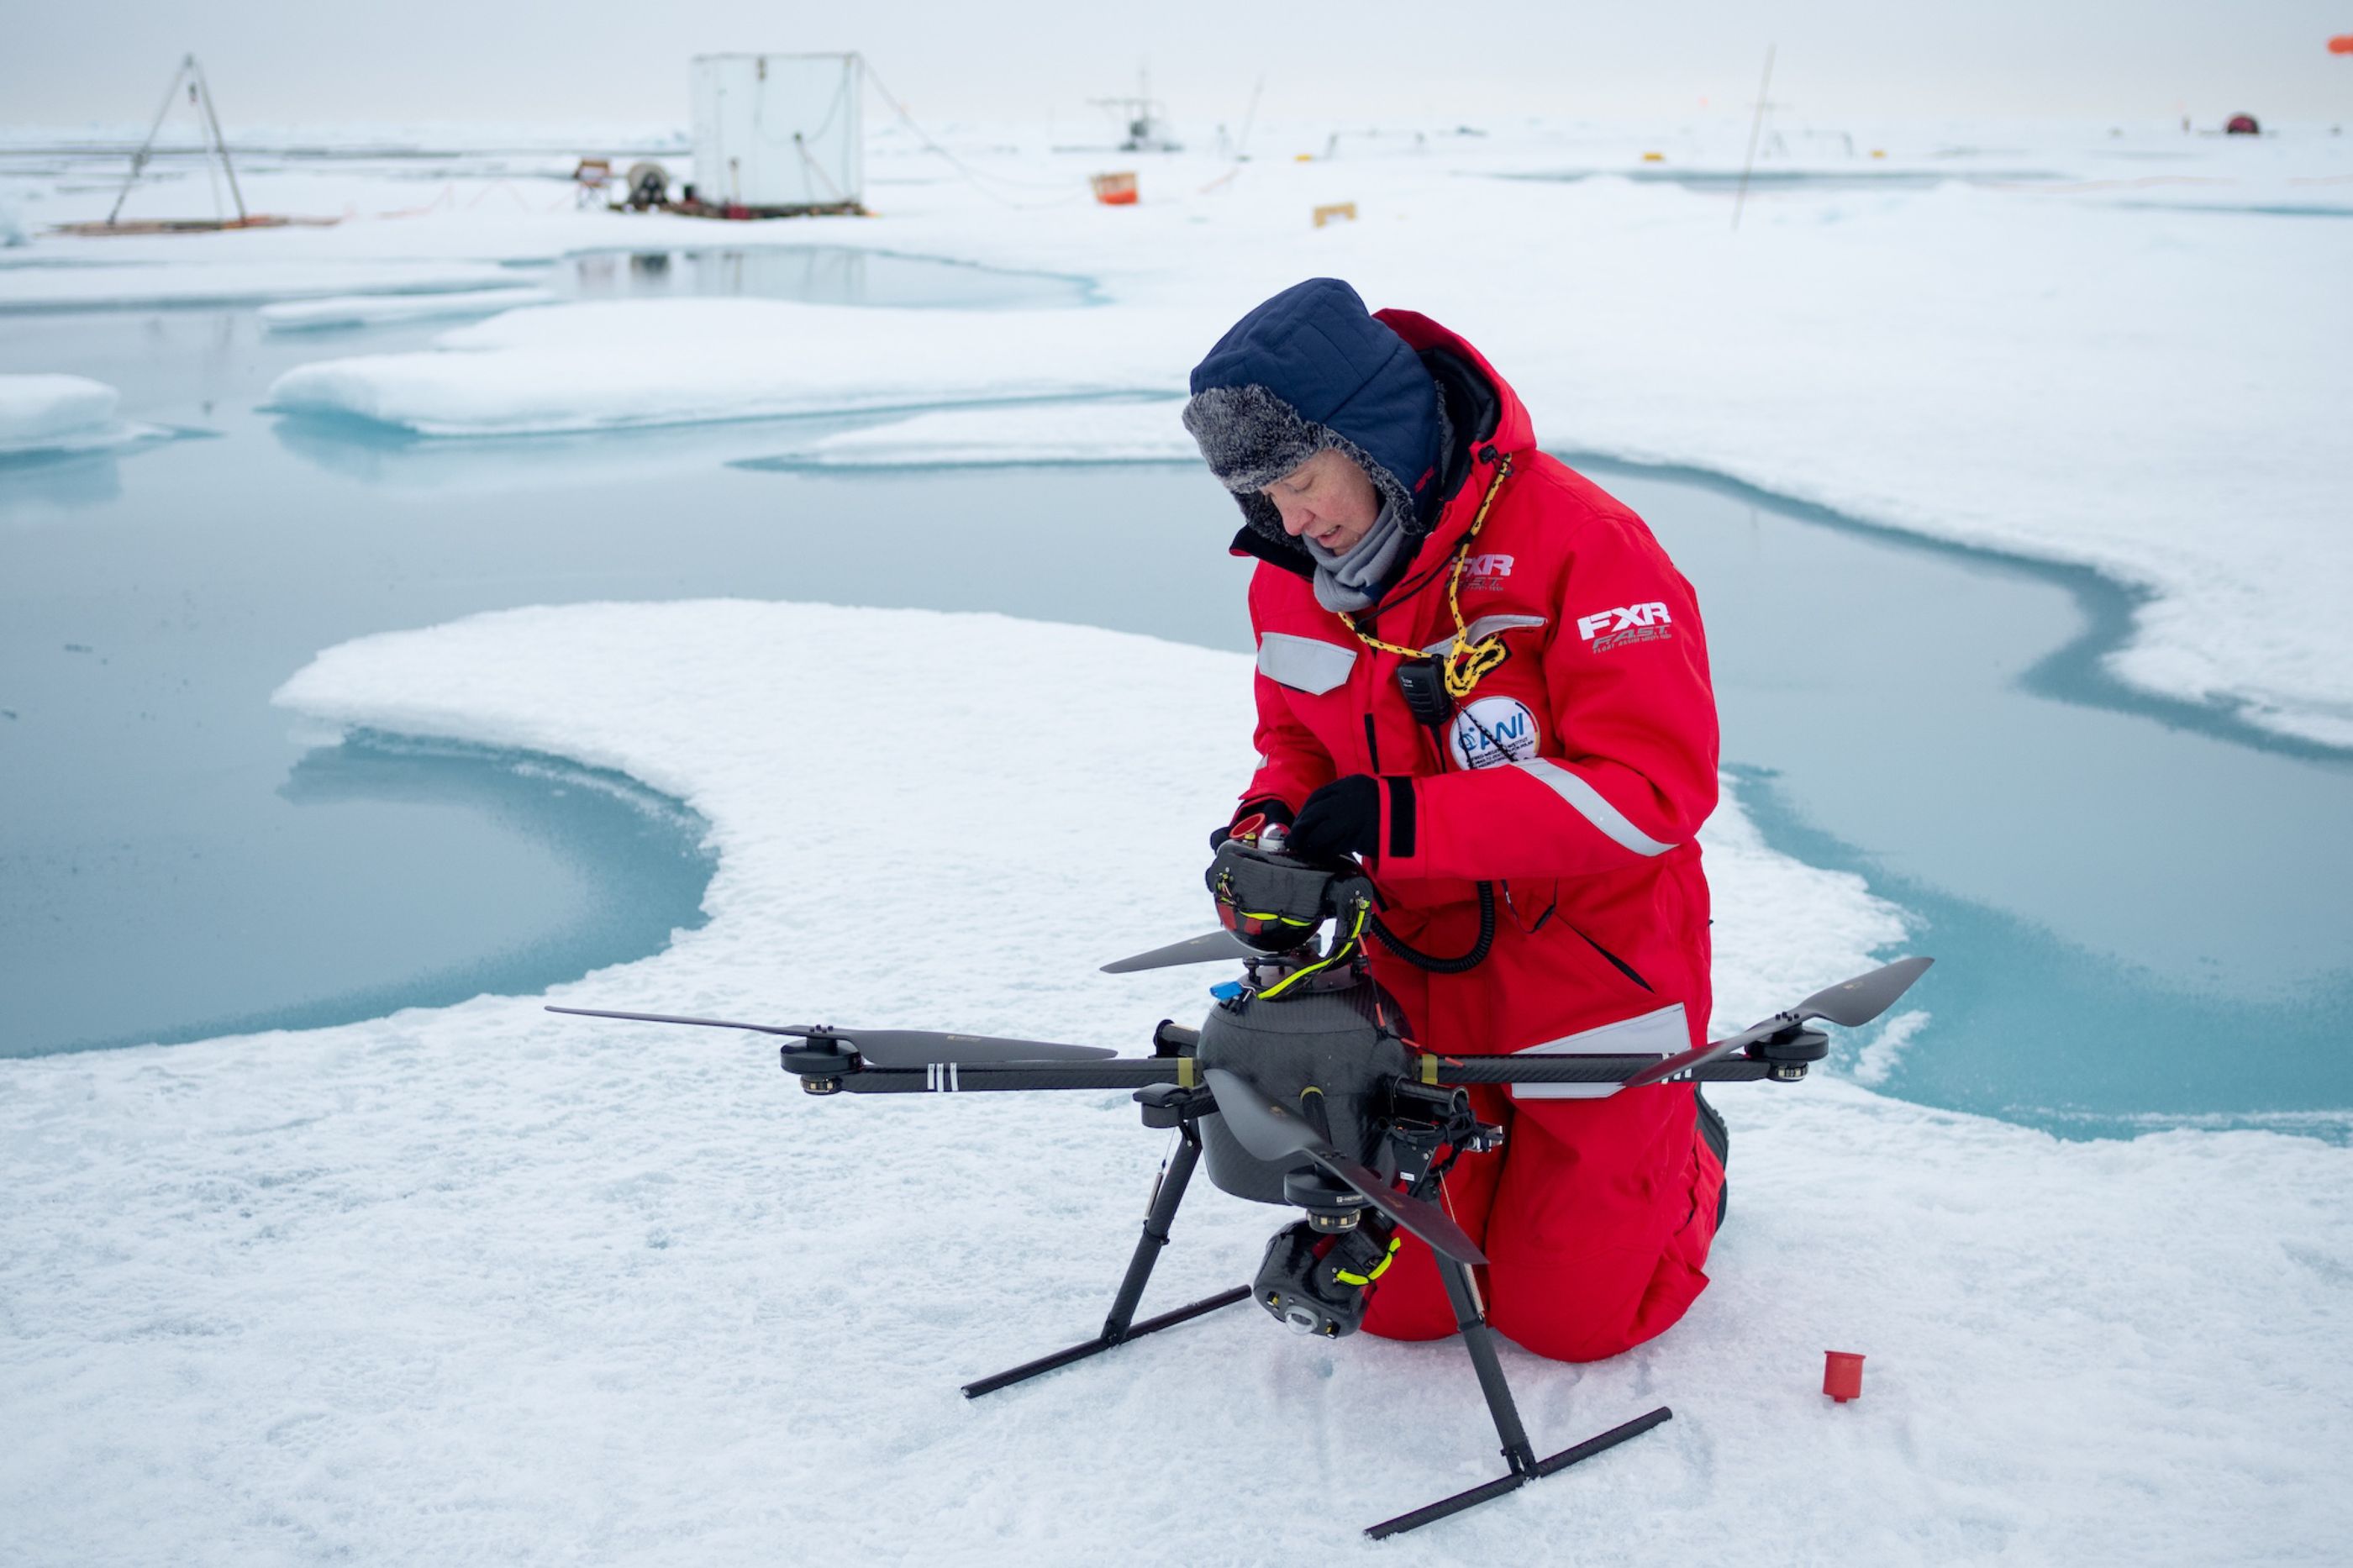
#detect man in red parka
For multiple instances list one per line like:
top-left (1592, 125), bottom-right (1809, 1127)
top-left (1182, 277), bottom-right (1729, 1362)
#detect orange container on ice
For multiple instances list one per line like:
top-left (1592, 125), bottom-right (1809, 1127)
top-left (1824, 1350), bottom-right (1866, 1402)
top-left (1090, 171), bottom-right (1138, 206)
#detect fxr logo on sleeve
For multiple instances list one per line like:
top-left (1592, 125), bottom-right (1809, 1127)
top-left (1577, 602), bottom-right (1673, 652)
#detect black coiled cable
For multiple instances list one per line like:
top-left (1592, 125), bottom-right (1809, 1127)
top-left (1366, 881), bottom-right (1496, 974)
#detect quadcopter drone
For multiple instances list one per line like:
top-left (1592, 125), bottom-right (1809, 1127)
top-left (552, 834), bottom-right (1930, 1538)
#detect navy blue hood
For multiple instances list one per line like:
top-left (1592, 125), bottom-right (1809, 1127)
top-left (1182, 278), bottom-right (1448, 539)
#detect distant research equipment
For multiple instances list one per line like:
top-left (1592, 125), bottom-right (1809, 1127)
top-left (686, 53), bottom-right (866, 218)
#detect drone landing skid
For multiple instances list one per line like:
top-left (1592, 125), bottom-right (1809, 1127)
top-left (959, 1087), bottom-right (1671, 1539)
top-left (963, 1115), bottom-right (1250, 1400)
top-left (960, 1285), bottom-right (1252, 1398)
top-left (1364, 1249), bottom-right (1675, 1536)
top-left (1370, 1401), bottom-right (1675, 1539)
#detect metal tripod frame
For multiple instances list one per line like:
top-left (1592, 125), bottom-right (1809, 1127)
top-left (108, 54), bottom-right (248, 228)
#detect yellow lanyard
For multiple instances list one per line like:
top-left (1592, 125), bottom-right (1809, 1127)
top-left (1337, 450), bottom-right (1514, 700)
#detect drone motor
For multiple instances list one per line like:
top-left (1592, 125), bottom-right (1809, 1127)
top-left (1750, 1023), bottom-right (1831, 1080)
top-left (1282, 1165), bottom-right (1371, 1230)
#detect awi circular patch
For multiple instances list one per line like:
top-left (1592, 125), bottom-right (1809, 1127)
top-left (1447, 695), bottom-right (1542, 770)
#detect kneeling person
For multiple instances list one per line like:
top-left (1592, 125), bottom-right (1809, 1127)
top-left (1183, 277), bottom-right (1728, 1361)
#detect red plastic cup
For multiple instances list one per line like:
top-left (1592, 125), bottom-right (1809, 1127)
top-left (1823, 1350), bottom-right (1866, 1402)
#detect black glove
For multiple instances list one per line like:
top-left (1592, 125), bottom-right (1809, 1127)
top-left (1288, 776), bottom-right (1381, 861)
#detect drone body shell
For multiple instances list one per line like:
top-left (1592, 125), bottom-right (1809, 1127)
top-left (1194, 975), bottom-right (1412, 1205)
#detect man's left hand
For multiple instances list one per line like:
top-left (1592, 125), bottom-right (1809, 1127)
top-left (1288, 775), bottom-right (1381, 861)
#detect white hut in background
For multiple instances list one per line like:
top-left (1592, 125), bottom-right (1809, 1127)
top-left (689, 54), bottom-right (865, 215)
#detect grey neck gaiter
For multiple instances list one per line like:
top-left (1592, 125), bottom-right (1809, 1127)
top-left (1303, 494), bottom-right (1411, 613)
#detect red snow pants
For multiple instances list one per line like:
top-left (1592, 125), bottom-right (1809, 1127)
top-left (1361, 1081), bottom-right (1725, 1360)
top-left (1350, 886), bottom-right (1727, 1362)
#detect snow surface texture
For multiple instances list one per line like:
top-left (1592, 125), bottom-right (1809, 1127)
top-left (3, 602), bottom-right (2345, 1565)
top-left (257, 286), bottom-right (555, 331)
top-left (123, 124), bottom-right (2338, 749)
top-left (0, 372), bottom-right (165, 457)
top-left (0, 371), bottom-right (113, 440)
top-left (0, 257), bottom-right (533, 312)
top-left (772, 397), bottom-right (1199, 468)
top-left (266, 297), bottom-right (1192, 434)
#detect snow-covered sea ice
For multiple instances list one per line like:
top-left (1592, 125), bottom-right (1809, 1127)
top-left (0, 371), bottom-right (166, 457)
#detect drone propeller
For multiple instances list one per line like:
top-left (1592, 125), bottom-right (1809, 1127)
top-left (1203, 1066), bottom-right (1487, 1266)
top-left (1788, 955), bottom-right (1936, 1028)
top-left (1099, 929), bottom-right (1258, 974)
top-left (542, 1007), bottom-right (1119, 1067)
top-left (1618, 955), bottom-right (1935, 1091)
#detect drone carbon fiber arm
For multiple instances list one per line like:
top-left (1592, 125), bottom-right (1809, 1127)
top-left (800, 1052), bottom-right (1781, 1096)
top-left (561, 958), bottom-right (1925, 1095)
top-left (1425, 1053), bottom-right (1780, 1087)
top-left (1417, 955), bottom-right (1933, 1092)
top-left (823, 1059), bottom-right (1193, 1094)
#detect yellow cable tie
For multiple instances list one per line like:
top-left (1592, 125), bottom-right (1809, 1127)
top-left (1334, 1237), bottom-right (1402, 1287)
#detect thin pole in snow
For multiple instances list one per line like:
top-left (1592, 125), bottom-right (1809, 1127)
top-left (189, 55), bottom-right (249, 224)
top-left (108, 55), bottom-right (192, 227)
top-left (1235, 74), bottom-right (1266, 163)
top-left (1733, 44), bottom-right (1776, 232)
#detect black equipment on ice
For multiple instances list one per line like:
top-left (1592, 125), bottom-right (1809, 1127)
top-left (548, 845), bottom-right (1933, 1539)
top-left (624, 161), bottom-right (671, 210)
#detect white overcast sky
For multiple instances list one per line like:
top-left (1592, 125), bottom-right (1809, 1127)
top-left (8, 1), bottom-right (2350, 129)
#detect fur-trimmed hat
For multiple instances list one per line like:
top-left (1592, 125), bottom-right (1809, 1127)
top-left (1182, 278), bottom-right (1445, 544)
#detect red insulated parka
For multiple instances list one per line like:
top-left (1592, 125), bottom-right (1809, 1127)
top-left (1231, 310), bottom-right (1724, 1360)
